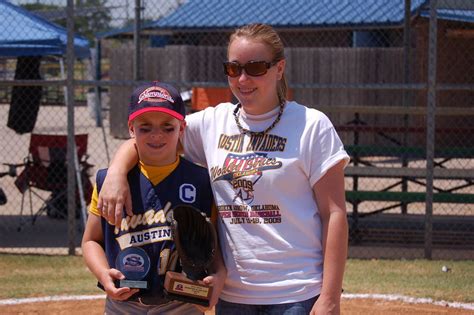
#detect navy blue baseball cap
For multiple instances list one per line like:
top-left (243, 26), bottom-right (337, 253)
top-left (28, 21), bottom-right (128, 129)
top-left (128, 81), bottom-right (185, 122)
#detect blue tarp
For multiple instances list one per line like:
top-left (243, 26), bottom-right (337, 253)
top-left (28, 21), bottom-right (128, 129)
top-left (0, 0), bottom-right (90, 58)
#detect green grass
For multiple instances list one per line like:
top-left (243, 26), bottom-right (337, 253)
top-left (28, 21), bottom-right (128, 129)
top-left (0, 254), bottom-right (98, 299)
top-left (0, 255), bottom-right (473, 303)
top-left (343, 259), bottom-right (474, 303)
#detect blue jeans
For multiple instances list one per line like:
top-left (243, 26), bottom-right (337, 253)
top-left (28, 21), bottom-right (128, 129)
top-left (215, 295), bottom-right (319, 315)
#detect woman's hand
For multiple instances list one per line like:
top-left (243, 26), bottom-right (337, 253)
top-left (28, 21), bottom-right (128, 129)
top-left (100, 268), bottom-right (139, 301)
top-left (310, 293), bottom-right (340, 315)
top-left (194, 268), bottom-right (227, 312)
top-left (204, 267), bottom-right (226, 309)
top-left (97, 138), bottom-right (138, 228)
top-left (97, 171), bottom-right (132, 228)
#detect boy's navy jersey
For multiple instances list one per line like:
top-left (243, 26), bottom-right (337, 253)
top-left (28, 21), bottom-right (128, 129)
top-left (96, 157), bottom-right (213, 304)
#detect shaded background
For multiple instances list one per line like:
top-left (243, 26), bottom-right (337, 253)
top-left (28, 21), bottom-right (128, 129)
top-left (0, 0), bottom-right (473, 259)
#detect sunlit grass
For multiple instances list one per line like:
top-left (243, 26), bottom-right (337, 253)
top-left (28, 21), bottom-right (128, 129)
top-left (0, 254), bottom-right (98, 299)
top-left (0, 255), bottom-right (472, 303)
top-left (343, 259), bottom-right (474, 303)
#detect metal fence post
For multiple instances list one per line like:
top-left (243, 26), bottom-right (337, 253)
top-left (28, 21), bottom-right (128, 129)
top-left (425, 0), bottom-right (438, 260)
top-left (401, 0), bottom-right (412, 215)
top-left (94, 38), bottom-right (103, 128)
top-left (66, 0), bottom-right (77, 256)
top-left (134, 0), bottom-right (142, 81)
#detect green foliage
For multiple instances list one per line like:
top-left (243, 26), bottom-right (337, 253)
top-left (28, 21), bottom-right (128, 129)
top-left (21, 0), bottom-right (112, 43)
top-left (22, 3), bottom-right (59, 11)
top-left (74, 0), bottom-right (112, 42)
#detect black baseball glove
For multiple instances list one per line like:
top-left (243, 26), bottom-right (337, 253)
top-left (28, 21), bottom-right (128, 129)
top-left (168, 204), bottom-right (217, 281)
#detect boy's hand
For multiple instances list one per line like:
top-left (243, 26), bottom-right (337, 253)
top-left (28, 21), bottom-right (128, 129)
top-left (97, 171), bottom-right (133, 228)
top-left (100, 268), bottom-right (139, 301)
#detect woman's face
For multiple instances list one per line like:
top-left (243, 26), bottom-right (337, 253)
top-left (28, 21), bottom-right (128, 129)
top-left (227, 37), bottom-right (285, 115)
top-left (128, 111), bottom-right (185, 166)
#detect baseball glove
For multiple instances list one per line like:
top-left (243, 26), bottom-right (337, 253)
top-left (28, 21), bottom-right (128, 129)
top-left (169, 204), bottom-right (217, 281)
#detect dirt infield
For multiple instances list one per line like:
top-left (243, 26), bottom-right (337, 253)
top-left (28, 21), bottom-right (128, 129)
top-left (1, 298), bottom-right (472, 315)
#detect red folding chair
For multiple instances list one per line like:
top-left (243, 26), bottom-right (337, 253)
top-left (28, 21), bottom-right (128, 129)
top-left (14, 134), bottom-right (93, 231)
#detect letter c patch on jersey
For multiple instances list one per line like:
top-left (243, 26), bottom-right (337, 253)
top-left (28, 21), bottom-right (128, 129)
top-left (179, 184), bottom-right (196, 203)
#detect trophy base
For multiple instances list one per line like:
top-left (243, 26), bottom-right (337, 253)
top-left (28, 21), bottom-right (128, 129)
top-left (163, 290), bottom-right (210, 307)
top-left (97, 279), bottom-right (149, 291)
top-left (116, 279), bottom-right (149, 289)
top-left (164, 271), bottom-right (212, 307)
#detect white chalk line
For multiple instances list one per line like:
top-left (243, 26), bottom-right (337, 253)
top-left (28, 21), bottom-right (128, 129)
top-left (0, 293), bottom-right (473, 311)
top-left (0, 294), bottom-right (105, 305)
top-left (342, 293), bottom-right (474, 311)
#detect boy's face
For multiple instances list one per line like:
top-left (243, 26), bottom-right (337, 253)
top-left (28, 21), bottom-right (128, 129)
top-left (128, 111), bottom-right (185, 166)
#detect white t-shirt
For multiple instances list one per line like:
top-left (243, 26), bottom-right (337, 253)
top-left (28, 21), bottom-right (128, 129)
top-left (183, 101), bottom-right (349, 304)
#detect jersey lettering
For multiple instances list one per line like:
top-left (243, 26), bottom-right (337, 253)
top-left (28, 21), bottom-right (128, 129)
top-left (179, 183), bottom-right (196, 203)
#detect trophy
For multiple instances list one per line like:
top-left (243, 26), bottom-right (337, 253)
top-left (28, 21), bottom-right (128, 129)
top-left (163, 205), bottom-right (217, 306)
top-left (115, 246), bottom-right (151, 289)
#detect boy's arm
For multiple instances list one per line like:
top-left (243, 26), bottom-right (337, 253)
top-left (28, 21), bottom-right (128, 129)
top-left (98, 139), bottom-right (138, 227)
top-left (81, 214), bottom-right (139, 300)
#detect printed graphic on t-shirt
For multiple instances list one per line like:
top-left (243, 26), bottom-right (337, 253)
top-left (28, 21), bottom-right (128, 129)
top-left (218, 204), bottom-right (282, 225)
top-left (213, 132), bottom-right (287, 225)
top-left (218, 133), bottom-right (287, 153)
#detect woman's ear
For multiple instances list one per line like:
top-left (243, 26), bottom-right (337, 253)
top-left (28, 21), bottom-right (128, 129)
top-left (276, 59), bottom-right (286, 80)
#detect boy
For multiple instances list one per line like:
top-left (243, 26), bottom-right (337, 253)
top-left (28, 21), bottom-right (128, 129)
top-left (82, 81), bottom-right (226, 314)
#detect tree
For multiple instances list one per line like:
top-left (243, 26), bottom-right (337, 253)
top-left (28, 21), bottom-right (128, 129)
top-left (74, 0), bottom-right (112, 41)
top-left (22, 0), bottom-right (112, 43)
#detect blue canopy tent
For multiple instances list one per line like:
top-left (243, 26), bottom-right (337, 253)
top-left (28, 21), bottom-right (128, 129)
top-left (0, 0), bottom-right (90, 58)
top-left (1, 0), bottom-right (90, 134)
top-left (0, 1), bottom-right (93, 222)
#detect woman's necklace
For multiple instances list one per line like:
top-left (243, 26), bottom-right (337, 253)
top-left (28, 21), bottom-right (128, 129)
top-left (233, 102), bottom-right (285, 136)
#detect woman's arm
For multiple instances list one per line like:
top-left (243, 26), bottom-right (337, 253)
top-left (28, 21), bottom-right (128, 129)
top-left (81, 214), bottom-right (139, 300)
top-left (193, 203), bottom-right (226, 312)
top-left (98, 139), bottom-right (138, 227)
top-left (311, 160), bottom-right (348, 315)
top-left (203, 204), bottom-right (227, 309)
top-left (200, 243), bottom-right (226, 311)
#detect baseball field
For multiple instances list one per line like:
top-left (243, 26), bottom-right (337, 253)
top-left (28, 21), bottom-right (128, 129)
top-left (0, 254), bottom-right (473, 314)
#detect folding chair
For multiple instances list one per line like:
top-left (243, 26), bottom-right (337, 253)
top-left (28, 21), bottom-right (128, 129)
top-left (14, 133), bottom-right (93, 231)
top-left (0, 163), bottom-right (20, 206)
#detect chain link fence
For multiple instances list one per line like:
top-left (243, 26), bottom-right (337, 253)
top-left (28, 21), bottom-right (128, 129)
top-left (0, 0), bottom-right (472, 259)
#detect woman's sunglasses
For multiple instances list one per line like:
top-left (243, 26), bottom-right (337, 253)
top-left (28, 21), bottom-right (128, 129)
top-left (223, 60), bottom-right (278, 77)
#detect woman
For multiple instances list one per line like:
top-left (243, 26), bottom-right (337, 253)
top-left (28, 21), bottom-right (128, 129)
top-left (99, 23), bottom-right (349, 314)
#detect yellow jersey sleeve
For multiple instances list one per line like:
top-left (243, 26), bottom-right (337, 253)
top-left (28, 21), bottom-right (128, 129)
top-left (88, 184), bottom-right (100, 217)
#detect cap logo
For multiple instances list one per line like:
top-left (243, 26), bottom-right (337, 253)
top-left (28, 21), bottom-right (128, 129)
top-left (138, 86), bottom-right (175, 104)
